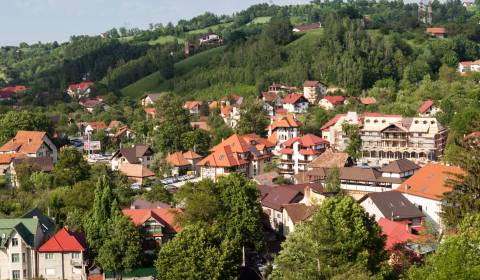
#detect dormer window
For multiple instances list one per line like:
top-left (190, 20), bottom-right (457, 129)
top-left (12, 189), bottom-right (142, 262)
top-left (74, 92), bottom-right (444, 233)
top-left (423, 121), bottom-right (427, 124)
top-left (366, 119), bottom-right (370, 123)
top-left (431, 121), bottom-right (435, 124)
top-left (219, 154), bottom-right (225, 161)
top-left (374, 120), bottom-right (378, 123)
top-left (414, 120), bottom-right (419, 124)
top-left (381, 120), bottom-right (386, 123)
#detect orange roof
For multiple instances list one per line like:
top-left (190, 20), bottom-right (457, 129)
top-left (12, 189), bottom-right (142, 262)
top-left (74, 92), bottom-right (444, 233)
top-left (78, 121), bottom-right (107, 130)
top-left (166, 152), bottom-right (190, 167)
top-left (283, 93), bottom-right (307, 104)
top-left (182, 150), bottom-right (203, 160)
top-left (211, 134), bottom-right (251, 153)
top-left (359, 97), bottom-right (376, 105)
top-left (184, 101), bottom-right (202, 110)
top-left (0, 153), bottom-right (25, 164)
top-left (283, 134), bottom-right (329, 148)
top-left (119, 164), bottom-right (155, 178)
top-left (426, 27), bottom-right (446, 34)
top-left (268, 115), bottom-right (301, 131)
top-left (396, 163), bottom-right (464, 201)
top-left (242, 133), bottom-right (275, 149)
top-left (122, 208), bottom-right (183, 233)
top-left (322, 95), bottom-right (345, 105)
top-left (197, 145), bottom-right (248, 168)
top-left (417, 100), bottom-right (434, 113)
top-left (208, 101), bottom-right (218, 109)
top-left (268, 131), bottom-right (278, 145)
top-left (0, 131), bottom-right (48, 154)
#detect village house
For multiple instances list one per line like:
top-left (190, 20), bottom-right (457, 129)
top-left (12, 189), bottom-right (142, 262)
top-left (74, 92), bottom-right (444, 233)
top-left (426, 27), bottom-right (446, 38)
top-left (166, 151), bottom-right (203, 176)
top-left (220, 94), bottom-right (243, 107)
top-left (140, 93), bottom-right (163, 107)
top-left (458, 59), bottom-right (480, 73)
top-left (395, 163), bottom-right (464, 229)
top-left (197, 134), bottom-right (274, 182)
top-left (0, 209), bottom-right (55, 280)
top-left (293, 22), bottom-right (322, 33)
top-left (119, 164), bottom-right (155, 186)
top-left (198, 34), bottom-right (224, 45)
top-left (417, 99), bottom-right (441, 117)
top-left (78, 98), bottom-right (103, 113)
top-left (37, 228), bottom-right (87, 280)
top-left (321, 112), bottom-right (448, 166)
top-left (261, 91), bottom-right (282, 116)
top-left (130, 199), bottom-right (171, 209)
top-left (183, 101), bottom-right (202, 115)
top-left (303, 80), bottom-right (326, 104)
top-left (122, 208), bottom-right (182, 253)
top-left (378, 218), bottom-right (421, 250)
top-left (111, 126), bottom-right (136, 142)
top-left (358, 97), bottom-right (377, 106)
top-left (266, 115), bottom-right (302, 152)
top-left (0, 131), bottom-right (58, 163)
top-left (76, 121), bottom-right (107, 136)
top-left (360, 191), bottom-right (425, 225)
top-left (318, 95), bottom-right (345, 110)
top-left (220, 105), bottom-right (241, 128)
top-left (278, 134), bottom-right (329, 176)
top-left (282, 203), bottom-right (316, 236)
top-left (9, 157), bottom-right (54, 188)
top-left (110, 144), bottom-right (154, 171)
top-left (282, 93), bottom-right (309, 114)
top-left (66, 82), bottom-right (94, 98)
top-left (144, 107), bottom-right (157, 119)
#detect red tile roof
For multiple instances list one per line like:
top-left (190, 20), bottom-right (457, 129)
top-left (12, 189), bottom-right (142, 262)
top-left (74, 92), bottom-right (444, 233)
top-left (0, 85), bottom-right (27, 94)
top-left (122, 208), bottom-right (182, 233)
top-left (417, 99), bottom-right (434, 113)
top-left (197, 145), bottom-right (248, 168)
top-left (0, 131), bottom-right (48, 154)
top-left (378, 218), bottom-right (419, 250)
top-left (211, 134), bottom-right (251, 153)
top-left (262, 92), bottom-right (278, 103)
top-left (38, 227), bottom-right (87, 252)
top-left (268, 115), bottom-right (301, 131)
top-left (68, 82), bottom-right (94, 92)
top-left (278, 148), bottom-right (293, 155)
top-left (395, 163), bottom-right (464, 201)
top-left (426, 27), bottom-right (446, 34)
top-left (184, 101), bottom-right (202, 110)
top-left (166, 152), bottom-right (190, 167)
top-left (283, 94), bottom-right (307, 104)
top-left (320, 114), bottom-right (345, 131)
top-left (283, 134), bottom-right (329, 148)
top-left (182, 150), bottom-right (203, 160)
top-left (322, 95), bottom-right (345, 105)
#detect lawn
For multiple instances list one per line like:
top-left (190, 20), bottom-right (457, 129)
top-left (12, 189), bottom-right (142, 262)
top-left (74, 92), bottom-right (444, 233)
top-left (286, 28), bottom-right (323, 51)
top-left (175, 46), bottom-right (225, 75)
top-left (190, 83), bottom-right (257, 100)
top-left (120, 71), bottom-right (165, 99)
top-left (149, 35), bottom-right (185, 45)
top-left (249, 16), bottom-right (271, 25)
top-left (186, 22), bottom-right (233, 35)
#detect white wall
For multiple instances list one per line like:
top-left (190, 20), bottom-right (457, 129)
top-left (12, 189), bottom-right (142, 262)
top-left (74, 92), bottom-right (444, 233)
top-left (402, 193), bottom-right (442, 229)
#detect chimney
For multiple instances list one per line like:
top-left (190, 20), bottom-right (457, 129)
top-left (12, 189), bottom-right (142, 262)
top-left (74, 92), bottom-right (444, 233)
top-left (304, 186), bottom-right (311, 206)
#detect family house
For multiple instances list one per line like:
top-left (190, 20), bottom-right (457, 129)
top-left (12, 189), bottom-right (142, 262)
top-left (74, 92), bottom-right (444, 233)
top-left (266, 115), bottom-right (302, 151)
top-left (197, 134), bottom-right (274, 182)
top-left (0, 131), bottom-right (58, 163)
top-left (278, 134), bottom-right (329, 176)
top-left (417, 100), bottom-right (441, 117)
top-left (320, 112), bottom-right (361, 151)
top-left (140, 93), bottom-right (163, 107)
top-left (220, 106), bottom-right (241, 128)
top-left (395, 163), bottom-right (464, 229)
top-left (303, 80), bottom-right (326, 104)
top-left (282, 94), bottom-right (309, 114)
top-left (378, 218), bottom-right (420, 250)
top-left (166, 151), bottom-right (203, 176)
top-left (259, 185), bottom-right (304, 232)
top-left (359, 97), bottom-right (377, 106)
top-left (110, 144), bottom-right (154, 171)
top-left (183, 101), bottom-right (202, 115)
top-left (318, 96), bottom-right (345, 110)
top-left (119, 164), bottom-right (155, 185)
top-left (38, 228), bottom-right (87, 280)
top-left (293, 22), bottom-right (322, 33)
top-left (67, 82), bottom-right (94, 98)
top-left (426, 27), bottom-right (446, 38)
top-left (282, 203), bottom-right (315, 236)
top-left (458, 60), bottom-right (480, 73)
top-left (199, 34), bottom-right (223, 45)
top-left (122, 208), bottom-right (182, 253)
top-left (78, 98), bottom-right (103, 113)
top-left (261, 91), bottom-right (282, 116)
top-left (77, 121), bottom-right (107, 136)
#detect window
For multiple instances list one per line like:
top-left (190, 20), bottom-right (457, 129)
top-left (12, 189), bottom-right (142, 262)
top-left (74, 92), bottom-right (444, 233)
top-left (12, 253), bottom-right (20, 263)
top-left (23, 270), bottom-right (27, 279)
top-left (45, 253), bottom-right (54, 260)
top-left (72, 252), bottom-right (80, 259)
top-left (11, 238), bottom-right (18, 246)
top-left (12, 270), bottom-right (20, 280)
top-left (22, 253), bottom-right (25, 263)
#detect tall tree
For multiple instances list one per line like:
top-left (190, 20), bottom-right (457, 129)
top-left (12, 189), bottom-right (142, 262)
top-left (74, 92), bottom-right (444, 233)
top-left (265, 16), bottom-right (294, 45)
top-left (54, 147), bottom-right (91, 186)
top-left (236, 99), bottom-right (269, 137)
top-left (0, 111), bottom-right (53, 144)
top-left (272, 196), bottom-right (389, 279)
top-left (343, 123), bottom-right (362, 161)
top-left (325, 166), bottom-right (341, 192)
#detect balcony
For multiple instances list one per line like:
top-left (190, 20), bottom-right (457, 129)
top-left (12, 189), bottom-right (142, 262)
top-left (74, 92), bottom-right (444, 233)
top-left (71, 259), bottom-right (83, 267)
top-left (277, 167), bottom-right (294, 174)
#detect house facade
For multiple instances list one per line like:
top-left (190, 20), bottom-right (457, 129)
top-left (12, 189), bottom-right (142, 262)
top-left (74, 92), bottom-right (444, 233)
top-left (278, 134), bottom-right (329, 176)
top-left (37, 228), bottom-right (87, 280)
top-left (458, 60), bottom-right (480, 73)
top-left (282, 94), bottom-right (309, 113)
top-left (417, 100), bottom-right (441, 117)
top-left (140, 93), bottom-right (163, 107)
top-left (303, 80), bottom-right (326, 104)
top-left (110, 145), bottom-right (154, 171)
top-left (266, 115), bottom-right (302, 152)
top-left (0, 131), bottom-right (58, 163)
top-left (318, 96), bottom-right (345, 110)
top-left (66, 82), bottom-right (94, 99)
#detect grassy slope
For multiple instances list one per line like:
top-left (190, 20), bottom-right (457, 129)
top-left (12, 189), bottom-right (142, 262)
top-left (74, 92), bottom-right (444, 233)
top-left (121, 46), bottom-right (226, 98)
top-left (149, 35), bottom-right (185, 45)
top-left (186, 22), bottom-right (233, 35)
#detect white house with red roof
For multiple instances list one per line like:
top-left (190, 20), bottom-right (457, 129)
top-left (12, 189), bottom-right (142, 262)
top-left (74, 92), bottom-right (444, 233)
top-left (0, 131), bottom-right (58, 163)
top-left (266, 115), bottom-right (302, 152)
top-left (122, 208), bottom-right (182, 253)
top-left (417, 100), bottom-right (441, 117)
top-left (38, 227), bottom-right (87, 280)
top-left (278, 134), bottom-right (329, 176)
top-left (66, 82), bottom-right (94, 98)
top-left (458, 59), bottom-right (480, 73)
top-left (318, 95), bottom-right (345, 110)
top-left (183, 101), bottom-right (202, 115)
top-left (197, 134), bottom-right (274, 182)
top-left (282, 94), bottom-right (309, 113)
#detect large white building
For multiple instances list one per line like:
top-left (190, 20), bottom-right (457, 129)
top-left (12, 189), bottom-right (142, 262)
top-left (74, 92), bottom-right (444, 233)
top-left (321, 112), bottom-right (448, 166)
top-left (266, 115), bottom-right (302, 152)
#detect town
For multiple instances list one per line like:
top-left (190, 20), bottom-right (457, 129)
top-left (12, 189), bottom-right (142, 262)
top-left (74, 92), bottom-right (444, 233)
top-left (0, 1), bottom-right (479, 280)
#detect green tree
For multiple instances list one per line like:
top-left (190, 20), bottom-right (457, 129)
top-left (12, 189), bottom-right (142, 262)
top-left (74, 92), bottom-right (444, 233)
top-left (343, 123), bottom-right (362, 161)
top-left (236, 99), bottom-right (269, 137)
top-left (265, 17), bottom-right (294, 45)
top-left (97, 211), bottom-right (142, 280)
top-left (181, 130), bottom-right (211, 155)
top-left (325, 166), bottom-right (341, 192)
top-left (143, 184), bottom-right (172, 204)
top-left (406, 214), bottom-right (480, 280)
top-left (0, 111), bottom-right (53, 144)
top-left (272, 196), bottom-right (389, 279)
top-left (54, 147), bottom-right (91, 186)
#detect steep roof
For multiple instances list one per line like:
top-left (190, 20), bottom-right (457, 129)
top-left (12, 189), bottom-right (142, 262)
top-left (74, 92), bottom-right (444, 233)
top-left (303, 80), bottom-right (320, 87)
top-left (268, 115), bottom-right (302, 131)
top-left (396, 163), bottom-right (464, 201)
top-left (182, 151), bottom-right (203, 160)
top-left (112, 145), bottom-right (153, 164)
top-left (417, 100), bottom-right (434, 114)
top-left (380, 159), bottom-right (420, 173)
top-left (38, 227), bottom-right (87, 252)
top-left (378, 218), bottom-right (419, 250)
top-left (283, 134), bottom-right (329, 148)
top-left (211, 134), bottom-right (251, 153)
top-left (166, 152), bottom-right (190, 167)
top-left (142, 93), bottom-right (163, 102)
top-left (0, 131), bottom-right (49, 154)
top-left (0, 218), bottom-right (39, 248)
top-left (122, 208), bottom-right (182, 234)
top-left (322, 95), bottom-right (345, 105)
top-left (260, 186), bottom-right (303, 211)
top-left (119, 164), bottom-right (155, 178)
top-left (283, 93), bottom-right (307, 104)
top-left (320, 114), bottom-right (345, 130)
top-left (283, 203), bottom-right (315, 223)
top-left (364, 191), bottom-right (425, 220)
top-left (197, 145), bottom-right (248, 168)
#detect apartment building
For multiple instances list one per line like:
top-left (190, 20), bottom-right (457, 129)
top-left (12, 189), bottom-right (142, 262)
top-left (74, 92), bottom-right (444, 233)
top-left (321, 112), bottom-right (448, 166)
top-left (278, 134), bottom-right (329, 176)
